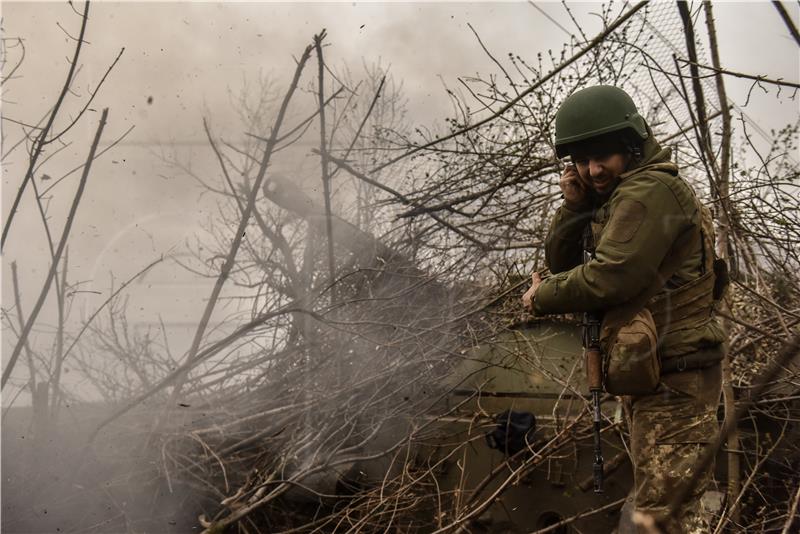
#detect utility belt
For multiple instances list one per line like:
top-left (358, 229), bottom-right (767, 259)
top-left (660, 348), bottom-right (723, 375)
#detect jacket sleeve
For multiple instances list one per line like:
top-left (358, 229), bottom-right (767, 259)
top-left (533, 174), bottom-right (695, 315)
top-left (544, 201), bottom-right (592, 274)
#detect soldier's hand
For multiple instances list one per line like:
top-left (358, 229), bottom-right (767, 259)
top-left (559, 164), bottom-right (587, 206)
top-left (522, 271), bottom-right (543, 312)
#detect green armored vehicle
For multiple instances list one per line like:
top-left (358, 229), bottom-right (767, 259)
top-left (415, 319), bottom-right (632, 533)
top-left (277, 318), bottom-right (632, 533)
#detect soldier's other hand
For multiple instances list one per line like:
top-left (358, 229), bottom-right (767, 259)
top-left (522, 271), bottom-right (543, 312)
top-left (559, 164), bottom-right (587, 206)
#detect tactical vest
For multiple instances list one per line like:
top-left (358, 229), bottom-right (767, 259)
top-left (592, 164), bottom-right (727, 369)
top-left (648, 204), bottom-right (722, 335)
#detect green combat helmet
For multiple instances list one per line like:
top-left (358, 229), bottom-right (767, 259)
top-left (554, 85), bottom-right (649, 158)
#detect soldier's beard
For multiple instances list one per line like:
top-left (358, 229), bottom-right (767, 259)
top-left (590, 175), bottom-right (620, 196)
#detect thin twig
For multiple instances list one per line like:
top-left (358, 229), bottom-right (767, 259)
top-left (10, 262), bottom-right (37, 396)
top-left (2, 37), bottom-right (26, 82)
top-left (329, 74), bottom-right (386, 182)
top-left (780, 479), bottom-right (800, 534)
top-left (47, 47), bottom-right (125, 143)
top-left (677, 58), bottom-right (800, 90)
top-left (528, 497), bottom-right (626, 534)
top-left (203, 119), bottom-right (245, 216)
top-left (50, 247), bottom-right (69, 418)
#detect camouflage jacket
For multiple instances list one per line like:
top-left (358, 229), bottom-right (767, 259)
top-left (533, 134), bottom-right (726, 359)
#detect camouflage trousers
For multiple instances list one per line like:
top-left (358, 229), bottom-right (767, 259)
top-left (624, 362), bottom-right (722, 534)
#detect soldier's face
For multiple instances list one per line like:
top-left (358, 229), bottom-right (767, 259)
top-left (573, 152), bottom-right (631, 196)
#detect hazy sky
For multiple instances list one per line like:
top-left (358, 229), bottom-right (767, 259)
top-left (4, 2), bottom-right (795, 143)
top-left (2, 1), bottom-right (798, 398)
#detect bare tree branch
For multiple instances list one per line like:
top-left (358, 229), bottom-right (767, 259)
top-left (1, 0), bottom-right (92, 250)
top-left (314, 29), bottom-right (337, 289)
top-left (2, 108), bottom-right (108, 389)
top-left (772, 0), bottom-right (800, 46)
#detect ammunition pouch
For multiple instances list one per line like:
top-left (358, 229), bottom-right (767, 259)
top-left (600, 307), bottom-right (660, 396)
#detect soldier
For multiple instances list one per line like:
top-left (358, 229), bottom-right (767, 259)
top-left (522, 85), bottom-right (726, 533)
